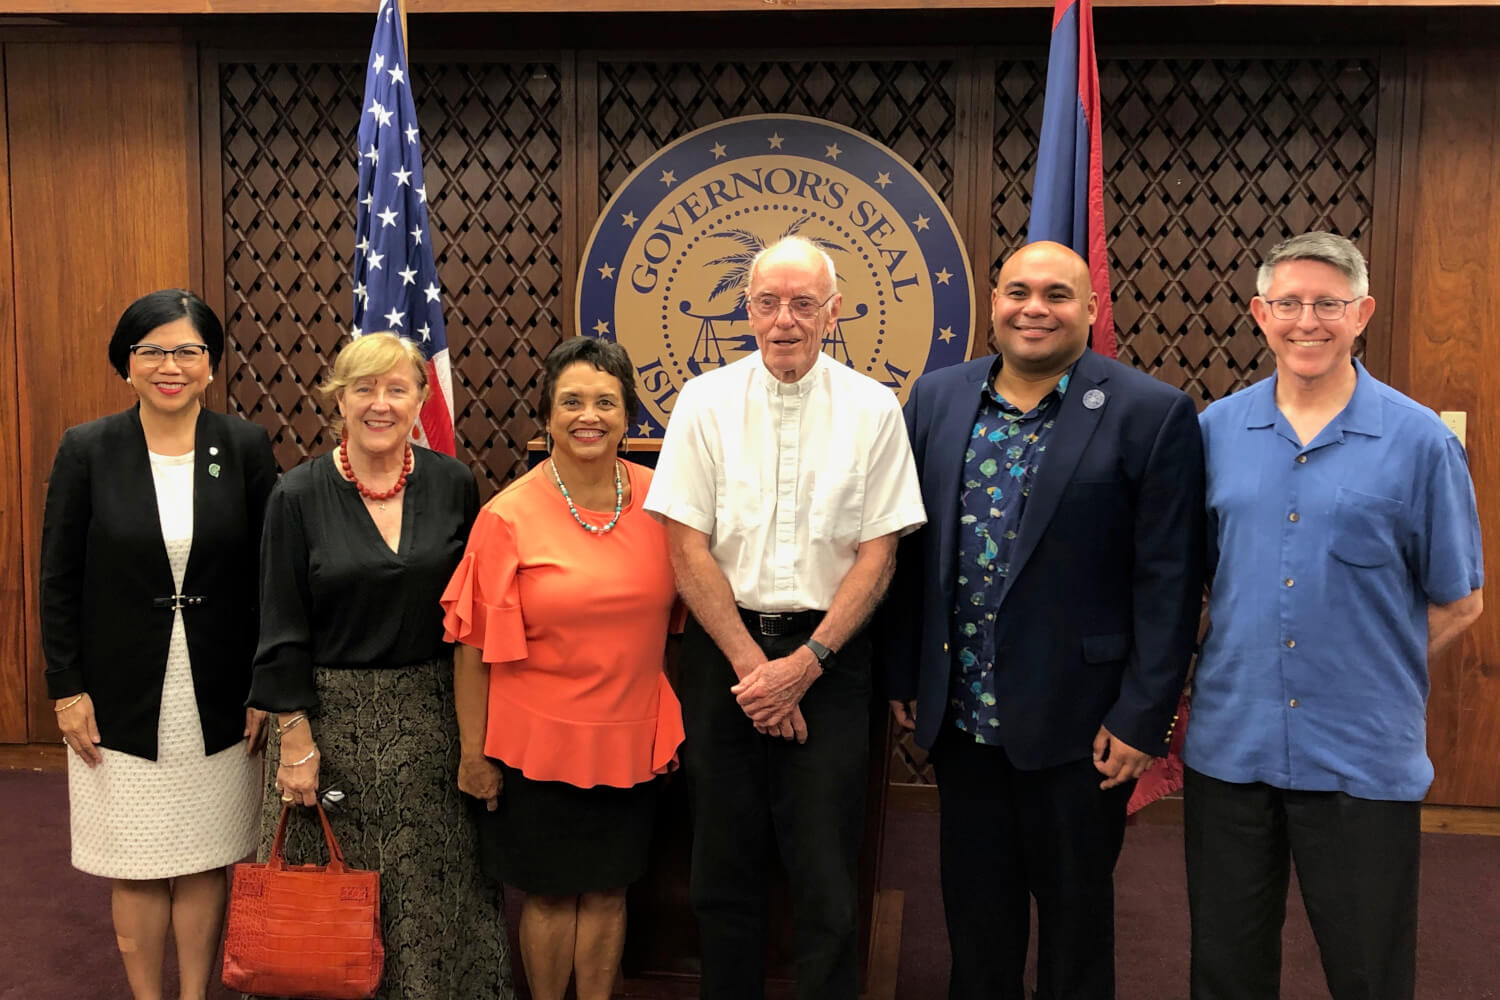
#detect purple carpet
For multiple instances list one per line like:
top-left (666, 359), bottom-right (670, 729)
top-left (3, 768), bottom-right (1497, 999)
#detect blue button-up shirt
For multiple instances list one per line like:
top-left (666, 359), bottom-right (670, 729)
top-left (949, 358), bottom-right (1071, 742)
top-left (1186, 360), bottom-right (1483, 801)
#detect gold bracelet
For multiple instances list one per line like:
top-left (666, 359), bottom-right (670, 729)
top-left (277, 713), bottom-right (308, 735)
top-left (284, 747), bottom-right (319, 767)
top-left (53, 694), bottom-right (84, 713)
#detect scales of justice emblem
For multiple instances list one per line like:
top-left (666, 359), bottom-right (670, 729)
top-left (577, 114), bottom-right (976, 439)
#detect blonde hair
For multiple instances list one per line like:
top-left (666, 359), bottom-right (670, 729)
top-left (319, 332), bottom-right (429, 437)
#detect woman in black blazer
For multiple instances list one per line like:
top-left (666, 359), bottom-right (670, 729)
top-left (41, 289), bottom-right (278, 1000)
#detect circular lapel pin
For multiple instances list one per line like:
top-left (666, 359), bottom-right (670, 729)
top-left (208, 463), bottom-right (221, 478)
top-left (1082, 388), bottom-right (1106, 410)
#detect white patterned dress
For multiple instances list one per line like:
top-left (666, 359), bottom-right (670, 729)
top-left (68, 449), bottom-right (262, 879)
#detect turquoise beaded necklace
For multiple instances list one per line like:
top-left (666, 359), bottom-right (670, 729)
top-left (549, 458), bottom-right (623, 535)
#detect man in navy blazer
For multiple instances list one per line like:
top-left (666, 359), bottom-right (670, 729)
top-left (878, 242), bottom-right (1204, 999)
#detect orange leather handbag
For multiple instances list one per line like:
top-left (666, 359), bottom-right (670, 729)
top-left (222, 803), bottom-right (385, 1000)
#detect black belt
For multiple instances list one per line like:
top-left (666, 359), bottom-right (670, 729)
top-left (153, 594), bottom-right (206, 611)
top-left (739, 607), bottom-right (821, 638)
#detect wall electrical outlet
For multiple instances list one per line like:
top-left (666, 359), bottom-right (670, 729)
top-left (1440, 411), bottom-right (1467, 447)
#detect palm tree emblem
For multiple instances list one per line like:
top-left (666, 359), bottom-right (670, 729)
top-left (681, 218), bottom-right (857, 375)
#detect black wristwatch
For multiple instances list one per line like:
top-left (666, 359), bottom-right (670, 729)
top-left (803, 638), bottom-right (834, 667)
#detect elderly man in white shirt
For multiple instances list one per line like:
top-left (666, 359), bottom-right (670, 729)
top-left (645, 235), bottom-right (926, 1000)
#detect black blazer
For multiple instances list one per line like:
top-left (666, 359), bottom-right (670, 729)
top-left (40, 405), bottom-right (278, 760)
top-left (877, 350), bottom-right (1205, 768)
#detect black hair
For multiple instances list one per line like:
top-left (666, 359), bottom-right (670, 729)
top-left (538, 337), bottom-right (641, 427)
top-left (107, 289), bottom-right (225, 378)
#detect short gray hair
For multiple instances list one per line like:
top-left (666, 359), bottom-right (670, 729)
top-left (1255, 232), bottom-right (1369, 298)
top-left (747, 236), bottom-right (837, 295)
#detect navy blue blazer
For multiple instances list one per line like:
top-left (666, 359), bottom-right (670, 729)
top-left (40, 405), bottom-right (278, 760)
top-left (877, 349), bottom-right (1205, 768)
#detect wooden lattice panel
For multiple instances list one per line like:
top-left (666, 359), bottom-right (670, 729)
top-left (220, 59), bottom-right (564, 492)
top-left (988, 57), bottom-right (1377, 400)
top-left (596, 58), bottom-right (960, 210)
top-left (1100, 58), bottom-right (1378, 402)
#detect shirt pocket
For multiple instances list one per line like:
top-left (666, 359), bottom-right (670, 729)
top-left (1328, 487), bottom-right (1404, 568)
top-left (715, 468), bottom-right (769, 534)
top-left (810, 473), bottom-right (866, 548)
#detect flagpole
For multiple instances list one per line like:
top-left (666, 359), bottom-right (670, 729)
top-left (396, 0), bottom-right (409, 60)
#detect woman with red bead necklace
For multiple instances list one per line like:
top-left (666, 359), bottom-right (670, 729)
top-left (246, 332), bottom-right (514, 999)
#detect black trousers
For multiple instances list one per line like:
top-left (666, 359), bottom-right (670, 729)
top-left (931, 726), bottom-right (1132, 1000)
top-left (1183, 767), bottom-right (1421, 1000)
top-left (679, 615), bottom-right (871, 1000)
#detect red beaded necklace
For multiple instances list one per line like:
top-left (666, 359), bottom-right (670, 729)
top-left (338, 438), bottom-right (413, 503)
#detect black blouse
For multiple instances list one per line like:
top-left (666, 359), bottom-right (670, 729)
top-left (248, 447), bottom-right (480, 713)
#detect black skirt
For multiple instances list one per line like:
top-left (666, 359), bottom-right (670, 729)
top-left (479, 762), bottom-right (661, 896)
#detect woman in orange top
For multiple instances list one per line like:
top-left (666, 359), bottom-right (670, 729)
top-left (441, 336), bottom-right (683, 1000)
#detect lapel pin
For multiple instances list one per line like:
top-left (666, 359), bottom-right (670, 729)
top-left (208, 463), bottom-right (221, 478)
top-left (1082, 389), bottom-right (1106, 410)
top-left (209, 446), bottom-right (219, 456)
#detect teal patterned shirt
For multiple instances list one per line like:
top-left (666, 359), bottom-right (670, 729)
top-left (949, 359), bottom-right (1072, 742)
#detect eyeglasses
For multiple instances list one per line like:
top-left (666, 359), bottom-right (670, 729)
top-left (747, 291), bottom-right (837, 321)
top-left (129, 344), bottom-right (210, 366)
top-left (1263, 297), bottom-right (1363, 322)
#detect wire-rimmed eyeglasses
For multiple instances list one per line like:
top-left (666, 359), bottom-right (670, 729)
top-left (747, 291), bottom-right (837, 321)
top-left (1262, 297), bottom-right (1363, 322)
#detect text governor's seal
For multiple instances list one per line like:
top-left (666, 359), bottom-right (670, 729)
top-left (578, 113), bottom-right (976, 438)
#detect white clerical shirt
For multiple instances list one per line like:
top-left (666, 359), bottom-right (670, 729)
top-left (645, 352), bottom-right (926, 612)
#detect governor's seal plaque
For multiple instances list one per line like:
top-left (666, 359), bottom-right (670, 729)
top-left (576, 113), bottom-right (976, 437)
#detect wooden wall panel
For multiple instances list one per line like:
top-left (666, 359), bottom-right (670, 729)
top-left (0, 50), bottom-right (28, 743)
top-left (8, 41), bottom-right (197, 740)
top-left (1397, 47), bottom-right (1500, 808)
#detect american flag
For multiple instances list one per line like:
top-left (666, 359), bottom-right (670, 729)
top-left (352, 0), bottom-right (455, 454)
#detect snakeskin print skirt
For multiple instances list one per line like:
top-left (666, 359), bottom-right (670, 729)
top-left (252, 658), bottom-right (515, 1000)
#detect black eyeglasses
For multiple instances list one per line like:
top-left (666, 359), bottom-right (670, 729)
top-left (747, 292), bottom-right (837, 321)
top-left (1262, 297), bottom-right (1363, 321)
top-left (129, 344), bottom-right (211, 366)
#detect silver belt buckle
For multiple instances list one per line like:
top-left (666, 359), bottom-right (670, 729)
top-left (758, 613), bottom-right (784, 637)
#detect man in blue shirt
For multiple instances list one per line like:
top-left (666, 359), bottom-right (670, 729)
top-left (880, 242), bottom-right (1205, 999)
top-left (1187, 232), bottom-right (1484, 1000)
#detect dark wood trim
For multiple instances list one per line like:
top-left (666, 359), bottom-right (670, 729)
top-left (887, 781), bottom-right (940, 813)
top-left (1384, 43), bottom-right (1425, 396)
top-left (1422, 805), bottom-right (1500, 837)
top-left (0, 743), bottom-right (65, 772)
top-left (0, 26), bottom-right (186, 43)
top-left (573, 49), bottom-right (600, 341)
top-left (0, 1), bottom-right (1489, 14)
top-left (889, 782), bottom-right (1500, 836)
top-left (862, 889), bottom-right (904, 1000)
top-left (588, 44), bottom-right (975, 65)
top-left (0, 44), bottom-right (30, 744)
top-left (198, 43), bottom-right (229, 416)
top-left (559, 49), bottom-right (580, 343)
top-left (956, 51), bottom-right (995, 362)
top-left (1364, 45), bottom-right (1406, 384)
top-left (183, 39), bottom-right (213, 402)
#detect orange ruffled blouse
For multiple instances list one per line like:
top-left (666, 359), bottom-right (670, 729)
top-left (440, 460), bottom-right (684, 789)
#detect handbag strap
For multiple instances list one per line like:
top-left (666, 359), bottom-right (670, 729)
top-left (266, 802), bottom-right (349, 874)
